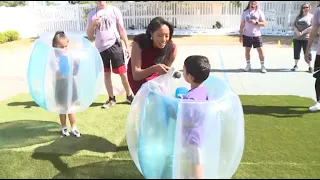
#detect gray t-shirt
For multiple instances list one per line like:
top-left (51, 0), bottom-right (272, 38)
top-left (293, 13), bottom-right (313, 40)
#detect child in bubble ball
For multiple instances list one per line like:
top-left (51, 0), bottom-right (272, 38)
top-left (179, 55), bottom-right (211, 179)
top-left (52, 31), bottom-right (81, 138)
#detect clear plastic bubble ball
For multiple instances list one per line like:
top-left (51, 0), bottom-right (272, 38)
top-left (126, 68), bottom-right (245, 179)
top-left (27, 32), bottom-right (104, 114)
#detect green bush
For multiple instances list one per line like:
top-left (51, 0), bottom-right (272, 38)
top-left (3, 30), bottom-right (20, 42)
top-left (0, 33), bottom-right (8, 44)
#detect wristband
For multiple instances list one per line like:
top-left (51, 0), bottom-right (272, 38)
top-left (255, 22), bottom-right (258, 25)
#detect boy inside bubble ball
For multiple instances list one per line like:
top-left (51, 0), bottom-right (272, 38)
top-left (174, 55), bottom-right (210, 179)
top-left (51, 31), bottom-right (81, 138)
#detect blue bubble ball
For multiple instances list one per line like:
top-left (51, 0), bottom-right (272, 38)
top-left (126, 70), bottom-right (245, 179)
top-left (27, 32), bottom-right (104, 114)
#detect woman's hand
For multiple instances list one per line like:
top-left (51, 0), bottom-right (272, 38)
top-left (153, 64), bottom-right (170, 74)
top-left (239, 36), bottom-right (243, 43)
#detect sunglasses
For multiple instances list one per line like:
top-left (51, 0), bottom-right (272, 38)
top-left (303, 6), bottom-right (309, 9)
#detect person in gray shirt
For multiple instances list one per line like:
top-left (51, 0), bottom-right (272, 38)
top-left (291, 2), bottom-right (313, 72)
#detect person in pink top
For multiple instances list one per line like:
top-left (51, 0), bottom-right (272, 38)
top-left (86, 1), bottom-right (134, 109)
top-left (239, 1), bottom-right (267, 73)
top-left (305, 5), bottom-right (320, 112)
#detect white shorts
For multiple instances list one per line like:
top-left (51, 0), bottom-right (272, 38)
top-left (185, 145), bottom-right (202, 165)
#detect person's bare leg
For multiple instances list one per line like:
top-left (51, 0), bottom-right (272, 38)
top-left (194, 164), bottom-right (204, 179)
top-left (244, 47), bottom-right (251, 72)
top-left (59, 114), bottom-right (70, 136)
top-left (119, 73), bottom-right (132, 96)
top-left (104, 72), bottom-right (114, 98)
top-left (68, 114), bottom-right (76, 129)
top-left (257, 47), bottom-right (265, 62)
top-left (59, 114), bottom-right (67, 127)
top-left (245, 47), bottom-right (251, 61)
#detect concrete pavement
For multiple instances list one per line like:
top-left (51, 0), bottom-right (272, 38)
top-left (0, 44), bottom-right (317, 102)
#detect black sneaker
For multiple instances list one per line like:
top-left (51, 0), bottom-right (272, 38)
top-left (102, 96), bottom-right (116, 109)
top-left (126, 94), bottom-right (134, 104)
top-left (291, 65), bottom-right (298, 71)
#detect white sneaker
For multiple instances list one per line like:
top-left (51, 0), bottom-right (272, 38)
top-left (71, 129), bottom-right (81, 138)
top-left (102, 97), bottom-right (116, 109)
top-left (261, 65), bottom-right (267, 73)
top-left (244, 64), bottom-right (251, 72)
top-left (61, 128), bottom-right (70, 136)
top-left (309, 102), bottom-right (320, 112)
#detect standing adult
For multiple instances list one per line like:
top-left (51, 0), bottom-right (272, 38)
top-left (239, 1), bottom-right (267, 73)
top-left (291, 2), bottom-right (313, 72)
top-left (86, 1), bottom-right (134, 109)
top-left (127, 17), bottom-right (178, 95)
top-left (305, 6), bottom-right (320, 112)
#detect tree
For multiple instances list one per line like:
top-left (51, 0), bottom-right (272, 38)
top-left (79, 1), bottom-right (96, 5)
top-left (230, 1), bottom-right (241, 7)
top-left (46, 1), bottom-right (55, 6)
top-left (0, 1), bottom-right (27, 7)
top-left (68, 1), bottom-right (80, 4)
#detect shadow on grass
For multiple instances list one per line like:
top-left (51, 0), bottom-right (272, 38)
top-left (243, 105), bottom-right (310, 118)
top-left (32, 134), bottom-right (128, 173)
top-left (0, 120), bottom-right (61, 149)
top-left (52, 159), bottom-right (143, 179)
top-left (7, 101), bottom-right (39, 108)
top-left (7, 100), bottom-right (131, 108)
top-left (90, 101), bottom-right (130, 107)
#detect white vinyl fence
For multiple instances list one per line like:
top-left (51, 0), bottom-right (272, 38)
top-left (0, 1), bottom-right (318, 38)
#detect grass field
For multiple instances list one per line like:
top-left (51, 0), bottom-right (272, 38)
top-left (0, 94), bottom-right (319, 179)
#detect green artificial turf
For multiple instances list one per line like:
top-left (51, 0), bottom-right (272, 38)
top-left (0, 94), bottom-right (319, 178)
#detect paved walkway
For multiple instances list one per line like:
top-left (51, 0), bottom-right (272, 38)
top-left (0, 44), bottom-right (317, 102)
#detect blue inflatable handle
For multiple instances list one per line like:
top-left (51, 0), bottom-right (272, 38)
top-left (175, 87), bottom-right (189, 98)
top-left (59, 55), bottom-right (70, 76)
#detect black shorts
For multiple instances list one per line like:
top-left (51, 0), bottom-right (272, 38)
top-left (243, 35), bottom-right (263, 48)
top-left (55, 78), bottom-right (78, 107)
top-left (100, 40), bottom-right (126, 74)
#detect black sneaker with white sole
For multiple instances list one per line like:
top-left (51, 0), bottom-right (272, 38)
top-left (102, 96), bottom-right (116, 109)
top-left (291, 65), bottom-right (298, 71)
top-left (126, 94), bottom-right (134, 104)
